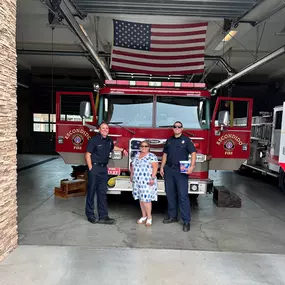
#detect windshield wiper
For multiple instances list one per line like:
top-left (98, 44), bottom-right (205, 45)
top-left (183, 130), bottom-right (195, 137)
top-left (158, 125), bottom-right (173, 128)
top-left (109, 121), bottom-right (135, 134)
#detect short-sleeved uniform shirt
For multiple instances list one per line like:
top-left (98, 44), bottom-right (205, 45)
top-left (86, 134), bottom-right (114, 164)
top-left (163, 135), bottom-right (196, 165)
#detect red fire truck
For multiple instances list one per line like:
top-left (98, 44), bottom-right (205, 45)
top-left (56, 80), bottom-right (253, 195)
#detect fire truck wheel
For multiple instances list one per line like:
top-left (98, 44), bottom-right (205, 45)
top-left (279, 168), bottom-right (285, 195)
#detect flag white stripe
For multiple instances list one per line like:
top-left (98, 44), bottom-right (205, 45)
top-left (113, 46), bottom-right (205, 56)
top-left (151, 42), bottom-right (204, 48)
top-left (151, 34), bottom-right (206, 41)
top-left (112, 54), bottom-right (205, 64)
top-left (111, 62), bottom-right (204, 72)
top-left (151, 26), bottom-right (207, 33)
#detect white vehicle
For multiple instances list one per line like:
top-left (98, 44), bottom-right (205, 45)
top-left (236, 103), bottom-right (285, 193)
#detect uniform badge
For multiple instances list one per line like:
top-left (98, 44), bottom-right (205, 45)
top-left (182, 140), bottom-right (185, 144)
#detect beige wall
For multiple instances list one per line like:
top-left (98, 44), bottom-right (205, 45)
top-left (0, 0), bottom-right (18, 262)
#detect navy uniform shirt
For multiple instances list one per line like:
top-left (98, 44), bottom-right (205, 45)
top-left (86, 134), bottom-right (114, 164)
top-left (163, 135), bottom-right (196, 166)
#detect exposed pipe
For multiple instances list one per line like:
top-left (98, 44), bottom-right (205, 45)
top-left (237, 0), bottom-right (285, 27)
top-left (49, 0), bottom-right (112, 80)
top-left (17, 82), bottom-right (29, 89)
top-left (210, 44), bottom-right (285, 94)
top-left (199, 61), bottom-right (219, 83)
top-left (205, 56), bottom-right (235, 74)
top-left (17, 49), bottom-right (89, 56)
top-left (252, 0), bottom-right (285, 27)
top-left (68, 0), bottom-right (86, 19)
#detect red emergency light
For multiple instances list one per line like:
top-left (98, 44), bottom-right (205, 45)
top-left (105, 80), bottom-right (206, 89)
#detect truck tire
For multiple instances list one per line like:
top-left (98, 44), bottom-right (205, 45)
top-left (279, 168), bottom-right (285, 195)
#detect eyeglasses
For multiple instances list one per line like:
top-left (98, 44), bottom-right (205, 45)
top-left (140, 145), bottom-right (149, 148)
top-left (173, 125), bottom-right (182, 129)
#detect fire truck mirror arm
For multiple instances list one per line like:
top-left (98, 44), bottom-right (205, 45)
top-left (80, 101), bottom-right (91, 120)
top-left (218, 110), bottom-right (230, 131)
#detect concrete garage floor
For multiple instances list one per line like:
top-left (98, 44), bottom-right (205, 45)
top-left (1, 155), bottom-right (285, 284)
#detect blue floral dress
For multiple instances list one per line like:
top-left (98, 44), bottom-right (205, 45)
top-left (132, 152), bottom-right (158, 202)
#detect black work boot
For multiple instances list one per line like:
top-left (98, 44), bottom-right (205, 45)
top-left (163, 217), bottom-right (178, 224)
top-left (182, 223), bottom-right (190, 232)
top-left (98, 216), bottom-right (116, 224)
top-left (87, 217), bottom-right (97, 224)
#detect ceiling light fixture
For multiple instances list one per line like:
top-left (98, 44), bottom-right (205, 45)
top-left (214, 30), bottom-right (238, 51)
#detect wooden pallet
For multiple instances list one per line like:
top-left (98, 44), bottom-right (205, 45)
top-left (54, 179), bottom-right (87, 198)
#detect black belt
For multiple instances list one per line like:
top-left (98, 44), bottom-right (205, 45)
top-left (93, 162), bottom-right (107, 167)
top-left (166, 164), bottom-right (179, 168)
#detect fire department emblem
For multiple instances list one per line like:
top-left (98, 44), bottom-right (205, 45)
top-left (224, 139), bottom-right (235, 151)
top-left (72, 134), bottom-right (84, 146)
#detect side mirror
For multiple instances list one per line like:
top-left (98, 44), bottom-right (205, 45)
top-left (218, 110), bottom-right (230, 127)
top-left (80, 101), bottom-right (91, 119)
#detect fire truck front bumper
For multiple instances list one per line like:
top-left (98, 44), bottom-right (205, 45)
top-left (107, 177), bottom-right (213, 195)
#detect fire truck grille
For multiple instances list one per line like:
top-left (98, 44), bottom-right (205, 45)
top-left (130, 138), bottom-right (167, 162)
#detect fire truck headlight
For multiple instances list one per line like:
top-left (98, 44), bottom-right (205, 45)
top-left (242, 144), bottom-right (248, 151)
top-left (111, 151), bottom-right (123, 160)
top-left (190, 184), bottom-right (198, 191)
top-left (58, 136), bottom-right (64, 144)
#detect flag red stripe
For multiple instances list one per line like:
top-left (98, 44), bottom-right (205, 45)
top-left (151, 30), bottom-right (207, 37)
top-left (152, 38), bottom-right (206, 45)
top-left (111, 65), bottom-right (204, 75)
top-left (112, 49), bottom-right (204, 60)
top-left (150, 46), bottom-right (204, 52)
top-left (112, 57), bottom-right (204, 68)
top-left (152, 22), bottom-right (208, 29)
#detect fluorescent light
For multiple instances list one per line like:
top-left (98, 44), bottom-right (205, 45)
top-left (79, 24), bottom-right (88, 37)
top-left (223, 30), bottom-right (238, 42)
top-left (214, 30), bottom-right (238, 51)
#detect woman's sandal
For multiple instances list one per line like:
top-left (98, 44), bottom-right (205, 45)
top-left (137, 217), bottom-right (147, 224)
top-left (145, 218), bottom-right (152, 227)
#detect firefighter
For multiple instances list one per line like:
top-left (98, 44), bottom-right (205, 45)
top-left (85, 122), bottom-right (128, 224)
top-left (160, 121), bottom-right (197, 232)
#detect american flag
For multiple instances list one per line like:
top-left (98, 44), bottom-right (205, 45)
top-left (110, 19), bottom-right (208, 76)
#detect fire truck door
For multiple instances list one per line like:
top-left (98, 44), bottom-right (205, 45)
top-left (278, 102), bottom-right (285, 172)
top-left (55, 91), bottom-right (97, 164)
top-left (209, 97), bottom-right (253, 170)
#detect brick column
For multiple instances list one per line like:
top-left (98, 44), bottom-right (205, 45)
top-left (0, 0), bottom-right (18, 262)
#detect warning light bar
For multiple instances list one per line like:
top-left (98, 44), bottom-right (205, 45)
top-left (105, 80), bottom-right (206, 89)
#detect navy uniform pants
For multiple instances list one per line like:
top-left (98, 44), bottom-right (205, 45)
top-left (164, 165), bottom-right (191, 223)
top-left (85, 165), bottom-right (109, 219)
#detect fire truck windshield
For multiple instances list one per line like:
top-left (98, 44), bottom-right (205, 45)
top-left (99, 94), bottom-right (210, 129)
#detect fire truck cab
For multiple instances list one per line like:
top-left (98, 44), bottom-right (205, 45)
top-left (56, 80), bottom-right (253, 195)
